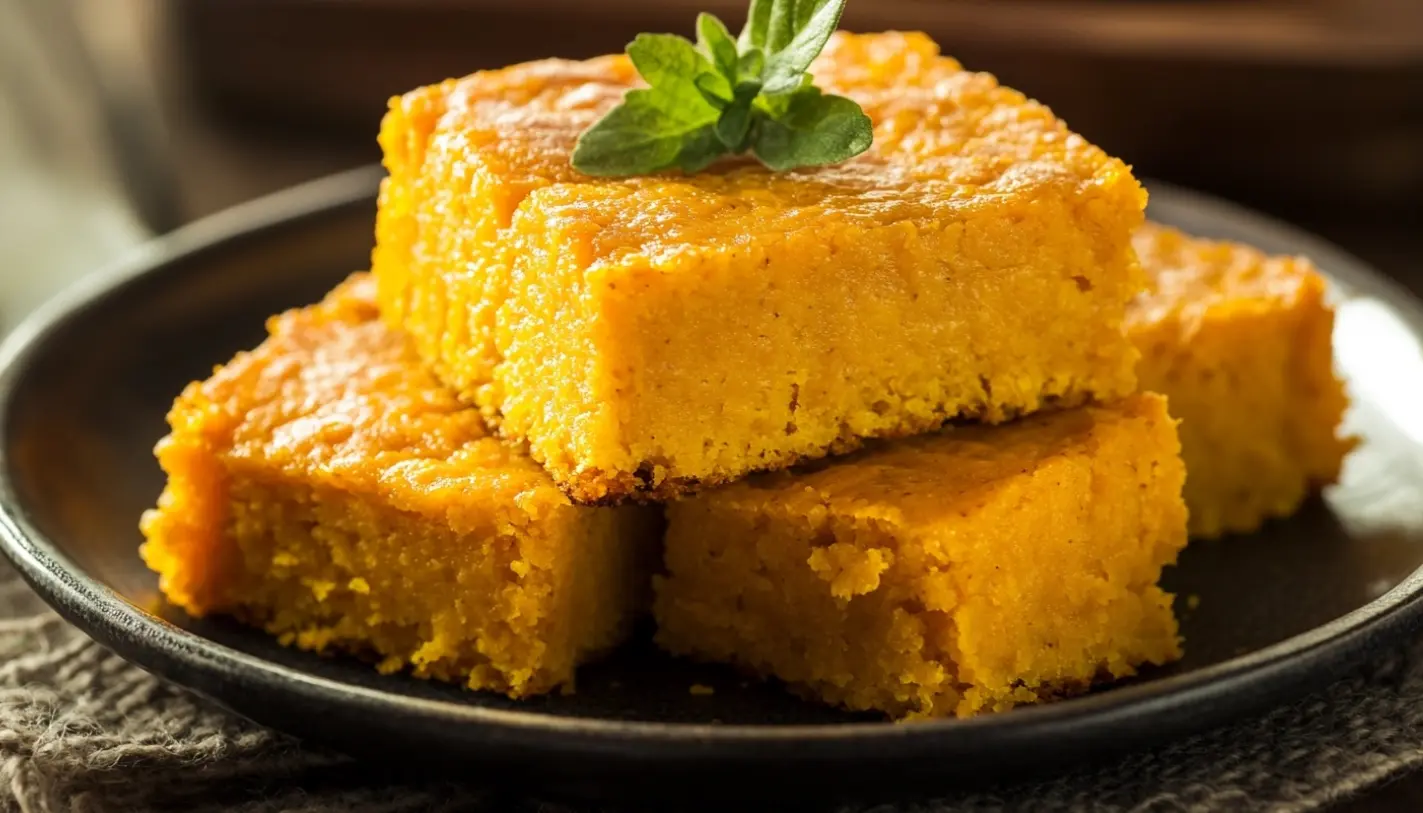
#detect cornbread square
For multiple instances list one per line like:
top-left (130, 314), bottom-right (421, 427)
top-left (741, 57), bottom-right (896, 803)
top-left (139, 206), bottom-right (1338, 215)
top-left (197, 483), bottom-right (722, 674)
top-left (654, 393), bottom-right (1186, 719)
top-left (374, 31), bottom-right (1147, 503)
top-left (1130, 223), bottom-right (1352, 538)
top-left (140, 275), bottom-right (660, 697)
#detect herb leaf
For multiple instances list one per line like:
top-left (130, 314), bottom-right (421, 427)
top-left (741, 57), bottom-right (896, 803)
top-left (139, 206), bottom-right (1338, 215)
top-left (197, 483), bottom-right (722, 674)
top-left (697, 13), bottom-right (740, 81)
top-left (753, 86), bottom-right (872, 171)
top-left (738, 0), bottom-right (773, 51)
top-left (627, 34), bottom-right (715, 96)
top-left (737, 49), bottom-right (765, 83)
top-left (762, 0), bottom-right (846, 95)
top-left (675, 125), bottom-right (728, 173)
top-left (571, 88), bottom-right (719, 177)
top-left (766, 0), bottom-right (798, 53)
top-left (715, 89), bottom-right (758, 150)
top-left (794, 0), bottom-right (823, 29)
top-left (571, 0), bottom-right (871, 176)
top-left (695, 72), bottom-right (734, 105)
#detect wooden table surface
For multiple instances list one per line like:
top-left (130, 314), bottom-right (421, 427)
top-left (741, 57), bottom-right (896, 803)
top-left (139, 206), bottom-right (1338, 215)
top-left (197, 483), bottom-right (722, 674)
top-left (68, 1), bottom-right (1423, 809)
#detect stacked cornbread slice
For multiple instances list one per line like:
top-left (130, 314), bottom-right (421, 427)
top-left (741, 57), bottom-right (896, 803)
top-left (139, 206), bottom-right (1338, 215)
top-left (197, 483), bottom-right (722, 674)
top-left (141, 276), bottom-right (661, 697)
top-left (141, 32), bottom-right (1351, 719)
top-left (655, 394), bottom-right (1187, 718)
top-left (373, 31), bottom-right (1145, 504)
top-left (1129, 223), bottom-right (1353, 538)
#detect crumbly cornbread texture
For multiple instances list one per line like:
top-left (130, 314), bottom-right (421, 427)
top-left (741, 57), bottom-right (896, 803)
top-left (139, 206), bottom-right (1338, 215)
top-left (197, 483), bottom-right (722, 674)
top-left (139, 275), bottom-right (659, 697)
top-left (654, 393), bottom-right (1186, 720)
top-left (373, 31), bottom-right (1147, 503)
top-left (1130, 223), bottom-right (1352, 538)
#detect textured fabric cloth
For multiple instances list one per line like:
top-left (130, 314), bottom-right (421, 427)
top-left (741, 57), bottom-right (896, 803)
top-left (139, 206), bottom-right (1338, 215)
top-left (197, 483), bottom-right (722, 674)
top-left (2, 559), bottom-right (1422, 813)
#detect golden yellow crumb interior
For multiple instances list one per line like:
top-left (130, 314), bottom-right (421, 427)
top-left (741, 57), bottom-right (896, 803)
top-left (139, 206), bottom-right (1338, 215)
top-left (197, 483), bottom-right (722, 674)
top-left (140, 275), bottom-right (660, 697)
top-left (654, 393), bottom-right (1187, 719)
top-left (1129, 223), bottom-right (1352, 537)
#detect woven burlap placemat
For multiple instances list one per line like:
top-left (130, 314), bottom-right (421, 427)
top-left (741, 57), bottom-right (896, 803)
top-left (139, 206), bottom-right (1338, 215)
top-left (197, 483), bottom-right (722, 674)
top-left (3, 559), bottom-right (1422, 813)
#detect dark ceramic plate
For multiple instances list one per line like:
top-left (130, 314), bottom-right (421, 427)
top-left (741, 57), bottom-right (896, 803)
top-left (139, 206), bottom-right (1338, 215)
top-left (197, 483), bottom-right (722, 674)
top-left (2, 167), bottom-right (1423, 803)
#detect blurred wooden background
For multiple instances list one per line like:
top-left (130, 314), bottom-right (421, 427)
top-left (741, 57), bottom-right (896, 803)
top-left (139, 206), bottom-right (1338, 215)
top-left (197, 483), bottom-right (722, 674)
top-left (172, 0), bottom-right (1423, 215)
top-left (74, 0), bottom-right (1422, 274)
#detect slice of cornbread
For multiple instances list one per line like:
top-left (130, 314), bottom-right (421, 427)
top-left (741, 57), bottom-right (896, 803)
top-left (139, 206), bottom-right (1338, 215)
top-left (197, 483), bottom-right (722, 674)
top-left (654, 393), bottom-right (1186, 720)
top-left (1130, 223), bottom-right (1352, 538)
top-left (139, 275), bottom-right (660, 697)
top-left (374, 31), bottom-right (1148, 503)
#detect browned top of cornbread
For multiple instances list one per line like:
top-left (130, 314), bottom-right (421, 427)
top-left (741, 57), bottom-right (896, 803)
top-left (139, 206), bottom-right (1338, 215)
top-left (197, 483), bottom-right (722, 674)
top-left (380, 31), bottom-right (1142, 265)
top-left (1130, 222), bottom-right (1328, 326)
top-left (179, 275), bottom-right (569, 523)
top-left (718, 393), bottom-right (1173, 528)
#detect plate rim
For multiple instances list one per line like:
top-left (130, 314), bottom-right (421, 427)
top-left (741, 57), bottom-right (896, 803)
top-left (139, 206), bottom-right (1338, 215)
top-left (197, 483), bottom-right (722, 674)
top-left (3, 165), bottom-right (1423, 760)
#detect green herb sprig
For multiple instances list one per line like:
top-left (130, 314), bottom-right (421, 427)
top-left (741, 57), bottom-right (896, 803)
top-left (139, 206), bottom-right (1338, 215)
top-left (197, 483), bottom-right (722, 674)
top-left (571, 0), bottom-right (872, 177)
